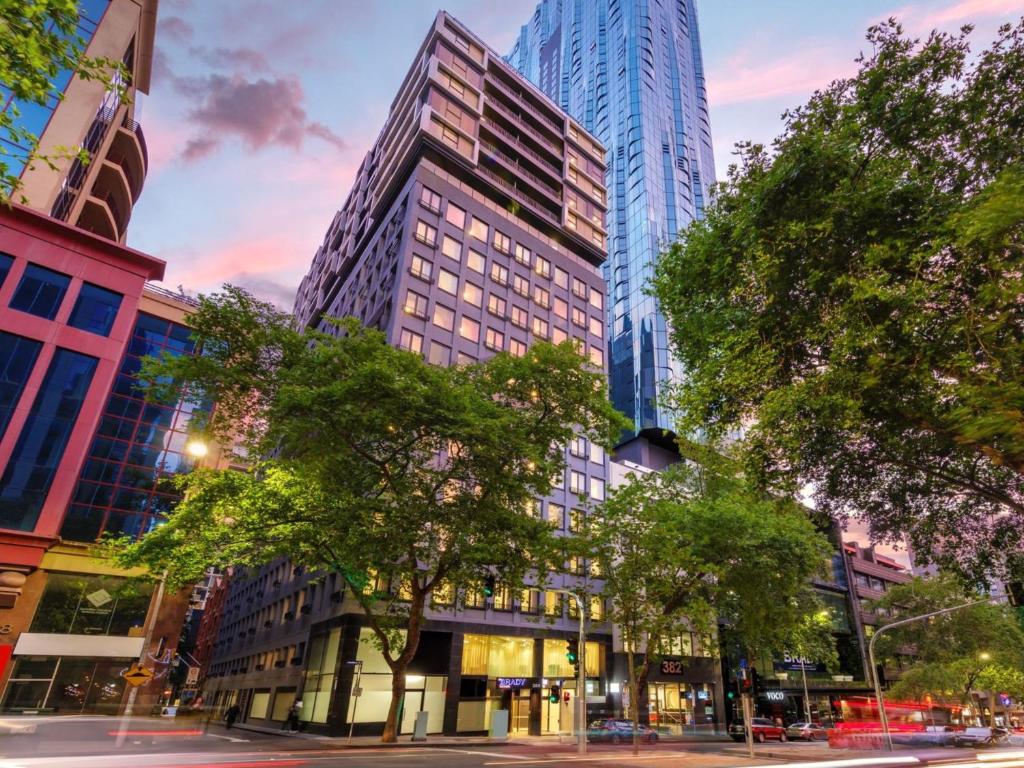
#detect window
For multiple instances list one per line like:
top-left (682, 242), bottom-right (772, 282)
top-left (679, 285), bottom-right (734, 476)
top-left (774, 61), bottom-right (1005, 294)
top-left (531, 317), bottom-right (548, 339)
top-left (441, 124), bottom-right (460, 148)
top-left (0, 253), bottom-right (12, 288)
top-left (414, 220), bottom-right (437, 247)
top-left (510, 306), bottom-right (528, 329)
top-left (509, 339), bottom-right (527, 357)
top-left (520, 589), bottom-right (540, 614)
top-left (569, 508), bottom-right (584, 532)
top-left (462, 282), bottom-right (482, 307)
top-left (567, 556), bottom-right (584, 576)
top-left (487, 294), bottom-right (506, 318)
top-left (29, 573), bottom-right (153, 635)
top-left (493, 586), bottom-right (513, 611)
top-left (589, 289), bottom-right (603, 310)
top-left (554, 297), bottom-right (568, 320)
top-left (572, 277), bottom-right (588, 299)
top-left (490, 262), bottom-right (508, 286)
top-left (441, 235), bottom-right (461, 261)
top-left (399, 329), bottom-right (423, 354)
top-left (10, 263), bottom-right (70, 320)
top-left (589, 345), bottom-right (604, 367)
top-left (534, 256), bottom-right (551, 278)
top-left (484, 327), bottom-right (504, 351)
top-left (467, 249), bottom-right (485, 273)
top-left (589, 315), bottom-right (603, 338)
top-left (433, 304), bottom-right (455, 332)
top-left (428, 342), bottom-right (450, 366)
top-left (403, 290), bottom-right (428, 319)
top-left (554, 266), bottom-right (569, 289)
top-left (68, 283), bottom-right (122, 337)
top-left (570, 436), bottom-right (587, 457)
top-left (445, 203), bottom-right (466, 230)
top-left (459, 316), bottom-right (480, 343)
top-left (552, 469), bottom-right (564, 489)
top-left (569, 470), bottom-right (585, 494)
top-left (419, 186), bottom-right (442, 213)
top-left (410, 254), bottom-right (432, 281)
top-left (589, 476), bottom-right (605, 501)
top-left (493, 230), bottom-right (511, 254)
top-left (552, 327), bottom-right (567, 343)
top-left (0, 333), bottom-right (42, 442)
top-left (547, 503), bottom-right (563, 528)
top-left (590, 443), bottom-right (605, 465)
top-left (523, 498), bottom-right (539, 517)
top-left (544, 591), bottom-right (562, 617)
top-left (512, 274), bottom-right (529, 297)
top-left (572, 306), bottom-right (587, 327)
top-left (438, 268), bottom-right (458, 294)
top-left (456, 352), bottom-right (476, 365)
top-left (514, 243), bottom-right (531, 266)
top-left (533, 285), bottom-right (550, 309)
top-left (590, 596), bottom-right (605, 620)
top-left (0, 349), bottom-right (98, 531)
top-left (469, 216), bottom-right (488, 242)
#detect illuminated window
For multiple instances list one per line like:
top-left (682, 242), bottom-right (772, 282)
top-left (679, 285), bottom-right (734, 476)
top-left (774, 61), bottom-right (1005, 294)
top-left (534, 255), bottom-right (551, 279)
top-left (589, 345), bottom-right (604, 367)
top-left (512, 274), bottom-right (530, 297)
top-left (403, 290), bottom-right (428, 319)
top-left (589, 476), bottom-right (605, 501)
top-left (414, 220), bottom-right (437, 247)
top-left (589, 290), bottom-right (603, 311)
top-left (428, 341), bottom-right (450, 366)
top-left (554, 297), bottom-right (568, 320)
top-left (490, 262), bottom-right (509, 286)
top-left (533, 285), bottom-right (550, 309)
top-left (520, 589), bottom-right (540, 614)
top-left (547, 503), bottom-right (563, 528)
top-left (510, 306), bottom-right (528, 329)
top-left (572, 307), bottom-right (586, 327)
top-left (531, 317), bottom-right (548, 339)
top-left (590, 596), bottom-right (605, 620)
top-left (569, 436), bottom-right (587, 457)
top-left (569, 508), bottom-right (584, 533)
top-left (552, 327), bottom-right (567, 343)
top-left (544, 592), bottom-right (562, 618)
top-left (572, 277), bottom-right (587, 299)
top-left (493, 585), bottom-right (513, 611)
top-left (409, 255), bottom-right (432, 281)
top-left (554, 266), bottom-right (569, 289)
top-left (467, 249), bottom-right (485, 273)
top-left (433, 304), bottom-right (455, 332)
top-left (590, 443), bottom-right (604, 465)
top-left (510, 339), bottom-right (527, 357)
top-left (493, 230), bottom-right (511, 254)
top-left (445, 203), bottom-right (466, 230)
top-left (514, 243), bottom-right (531, 266)
top-left (441, 235), bottom-right (462, 261)
top-left (569, 471), bottom-right (585, 494)
top-left (419, 186), bottom-right (442, 213)
top-left (438, 268), bottom-right (458, 294)
top-left (588, 315), bottom-right (603, 338)
top-left (484, 327), bottom-right (504, 351)
top-left (487, 294), bottom-right (506, 318)
top-left (460, 316), bottom-right (480, 343)
top-left (469, 216), bottom-right (488, 242)
top-left (463, 282), bottom-right (482, 307)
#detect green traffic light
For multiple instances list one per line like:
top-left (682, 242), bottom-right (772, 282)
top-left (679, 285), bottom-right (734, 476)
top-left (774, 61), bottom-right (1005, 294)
top-left (566, 652), bottom-right (578, 663)
top-left (548, 694), bottom-right (558, 703)
top-left (727, 691), bottom-right (735, 700)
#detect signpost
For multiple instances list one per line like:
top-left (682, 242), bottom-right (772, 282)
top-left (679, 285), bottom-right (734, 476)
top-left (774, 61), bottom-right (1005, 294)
top-left (122, 665), bottom-right (154, 687)
top-left (346, 660), bottom-right (363, 744)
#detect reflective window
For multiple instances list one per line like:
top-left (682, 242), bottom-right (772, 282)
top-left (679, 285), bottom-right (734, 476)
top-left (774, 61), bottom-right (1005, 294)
top-left (0, 252), bottom-right (12, 287)
top-left (9, 263), bottom-right (71, 319)
top-left (0, 348), bottom-right (98, 531)
top-left (30, 573), bottom-right (153, 635)
top-left (0, 332), bottom-right (42, 441)
top-left (68, 283), bottom-right (122, 336)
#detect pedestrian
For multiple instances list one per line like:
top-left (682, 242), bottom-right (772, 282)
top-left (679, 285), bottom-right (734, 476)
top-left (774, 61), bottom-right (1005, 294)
top-left (285, 700), bottom-right (302, 732)
top-left (224, 703), bottom-right (241, 729)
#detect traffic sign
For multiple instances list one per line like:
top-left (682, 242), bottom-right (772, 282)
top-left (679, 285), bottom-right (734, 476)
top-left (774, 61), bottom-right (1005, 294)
top-left (122, 665), bottom-right (154, 687)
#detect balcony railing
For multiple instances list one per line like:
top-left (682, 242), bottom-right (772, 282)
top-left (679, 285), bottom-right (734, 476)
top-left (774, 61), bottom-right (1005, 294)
top-left (479, 139), bottom-right (560, 197)
top-left (50, 105), bottom-right (118, 221)
top-left (477, 164), bottom-right (559, 226)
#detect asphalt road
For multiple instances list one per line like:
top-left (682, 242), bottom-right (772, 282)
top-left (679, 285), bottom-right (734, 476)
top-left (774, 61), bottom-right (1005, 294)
top-left (2, 717), bottom-right (1024, 768)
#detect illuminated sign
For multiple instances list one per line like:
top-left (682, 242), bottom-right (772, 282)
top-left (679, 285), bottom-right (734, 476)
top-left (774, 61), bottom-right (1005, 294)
top-left (660, 659), bottom-right (684, 675)
top-left (496, 677), bottom-right (530, 689)
top-left (773, 652), bottom-right (826, 673)
top-left (765, 690), bottom-right (786, 702)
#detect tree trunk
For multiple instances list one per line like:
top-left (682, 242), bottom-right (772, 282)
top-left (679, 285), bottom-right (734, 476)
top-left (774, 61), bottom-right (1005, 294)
top-left (381, 662), bottom-right (407, 743)
top-left (627, 648), bottom-right (640, 756)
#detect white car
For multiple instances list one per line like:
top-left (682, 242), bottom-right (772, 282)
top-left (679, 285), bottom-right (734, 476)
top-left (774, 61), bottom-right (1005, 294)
top-left (0, 718), bottom-right (37, 734)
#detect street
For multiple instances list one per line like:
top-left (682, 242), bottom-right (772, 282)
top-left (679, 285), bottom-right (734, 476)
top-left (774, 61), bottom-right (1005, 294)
top-left (3, 718), bottom-right (1024, 768)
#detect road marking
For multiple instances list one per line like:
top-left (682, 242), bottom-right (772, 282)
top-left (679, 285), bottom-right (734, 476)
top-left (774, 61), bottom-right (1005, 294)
top-left (734, 758), bottom-right (921, 768)
top-left (441, 750), bottom-right (532, 760)
top-left (204, 731), bottom-right (251, 742)
top-left (484, 752), bottom-right (717, 765)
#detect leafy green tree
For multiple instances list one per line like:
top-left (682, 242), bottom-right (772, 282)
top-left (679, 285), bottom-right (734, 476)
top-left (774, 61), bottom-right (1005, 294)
top-left (874, 575), bottom-right (1024, 711)
top-left (651, 19), bottom-right (1024, 580)
top-left (1, 0), bottom-right (123, 202)
top-left (116, 287), bottom-right (627, 743)
top-left (592, 459), bottom-right (837, 751)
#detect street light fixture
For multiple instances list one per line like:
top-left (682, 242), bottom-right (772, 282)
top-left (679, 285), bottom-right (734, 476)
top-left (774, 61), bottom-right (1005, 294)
top-left (186, 439), bottom-right (209, 459)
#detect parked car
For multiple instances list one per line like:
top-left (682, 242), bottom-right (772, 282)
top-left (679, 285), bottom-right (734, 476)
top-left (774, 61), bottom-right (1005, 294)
top-left (729, 717), bottom-right (788, 743)
top-left (786, 721), bottom-right (830, 741)
top-left (587, 719), bottom-right (659, 743)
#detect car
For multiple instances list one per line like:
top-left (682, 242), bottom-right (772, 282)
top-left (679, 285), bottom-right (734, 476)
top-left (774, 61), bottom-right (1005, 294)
top-left (0, 719), bottom-right (37, 735)
top-left (729, 717), bottom-right (788, 743)
top-left (587, 719), bottom-right (659, 743)
top-left (786, 721), bottom-right (830, 741)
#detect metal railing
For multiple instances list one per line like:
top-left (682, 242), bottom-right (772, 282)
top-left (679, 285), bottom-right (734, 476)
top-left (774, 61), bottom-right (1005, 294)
top-left (476, 164), bottom-right (560, 225)
top-left (480, 116), bottom-right (562, 177)
top-left (479, 139), bottom-right (561, 197)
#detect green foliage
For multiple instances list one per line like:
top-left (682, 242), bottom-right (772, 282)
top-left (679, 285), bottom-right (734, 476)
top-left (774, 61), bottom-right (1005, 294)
top-left (116, 286), bottom-right (627, 741)
top-left (651, 19), bottom-right (1024, 580)
top-left (0, 0), bottom-right (122, 202)
top-left (591, 460), bottom-right (838, 677)
top-left (873, 574), bottom-right (1024, 703)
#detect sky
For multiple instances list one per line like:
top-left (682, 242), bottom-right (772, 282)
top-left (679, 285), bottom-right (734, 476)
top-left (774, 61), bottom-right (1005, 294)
top-left (130, 0), bottom-right (1024, 309)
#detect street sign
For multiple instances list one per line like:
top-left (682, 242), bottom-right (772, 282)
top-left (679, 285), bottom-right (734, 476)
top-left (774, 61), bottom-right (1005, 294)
top-left (122, 665), bottom-right (154, 687)
top-left (352, 686), bottom-right (363, 697)
top-left (185, 666), bottom-right (200, 685)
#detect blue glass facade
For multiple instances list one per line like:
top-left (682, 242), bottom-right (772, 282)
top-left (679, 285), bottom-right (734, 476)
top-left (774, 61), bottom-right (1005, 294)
top-left (68, 282), bottom-right (123, 337)
top-left (0, 0), bottom-right (110, 180)
top-left (509, 0), bottom-right (716, 431)
top-left (0, 349), bottom-right (99, 531)
top-left (0, 332), bottom-right (43, 442)
top-left (60, 311), bottom-right (202, 543)
top-left (9, 263), bottom-right (71, 320)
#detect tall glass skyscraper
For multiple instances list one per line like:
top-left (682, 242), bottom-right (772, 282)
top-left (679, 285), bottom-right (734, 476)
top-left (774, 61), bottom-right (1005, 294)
top-left (508, 0), bottom-right (716, 432)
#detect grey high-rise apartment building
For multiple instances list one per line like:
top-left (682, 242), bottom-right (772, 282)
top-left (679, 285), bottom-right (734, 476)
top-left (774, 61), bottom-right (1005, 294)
top-left (508, 0), bottom-right (716, 432)
top-left (204, 12), bottom-right (615, 737)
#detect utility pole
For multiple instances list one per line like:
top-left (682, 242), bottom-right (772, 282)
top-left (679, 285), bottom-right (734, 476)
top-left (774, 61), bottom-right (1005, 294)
top-left (557, 588), bottom-right (587, 756)
top-left (115, 571), bottom-right (167, 748)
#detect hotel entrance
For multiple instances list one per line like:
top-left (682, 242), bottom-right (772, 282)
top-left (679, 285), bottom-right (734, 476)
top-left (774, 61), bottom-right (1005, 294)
top-left (648, 682), bottom-right (716, 734)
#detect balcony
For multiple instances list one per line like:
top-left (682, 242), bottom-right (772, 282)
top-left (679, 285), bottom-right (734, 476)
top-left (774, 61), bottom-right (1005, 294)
top-left (106, 119), bottom-right (148, 202)
top-left (77, 195), bottom-right (118, 241)
top-left (483, 97), bottom-right (562, 161)
top-left (479, 140), bottom-right (561, 204)
top-left (476, 164), bottom-right (559, 226)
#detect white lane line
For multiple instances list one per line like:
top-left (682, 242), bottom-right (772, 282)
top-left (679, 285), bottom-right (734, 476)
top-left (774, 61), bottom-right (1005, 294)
top-left (483, 753), bottom-right (721, 766)
top-left (440, 750), bottom-right (532, 760)
top-left (204, 731), bottom-right (251, 742)
top-left (733, 757), bottom-right (921, 768)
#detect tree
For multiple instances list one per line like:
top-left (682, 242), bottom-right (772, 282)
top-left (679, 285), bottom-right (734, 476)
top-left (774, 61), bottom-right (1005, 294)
top-left (651, 19), bottom-right (1024, 580)
top-left (1, 1), bottom-right (123, 202)
top-left (873, 575), bottom-right (1024, 712)
top-left (115, 286), bottom-right (627, 742)
top-left (591, 458), bottom-right (837, 752)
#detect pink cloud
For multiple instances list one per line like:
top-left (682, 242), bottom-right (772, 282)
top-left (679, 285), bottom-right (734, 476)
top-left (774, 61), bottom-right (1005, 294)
top-left (707, 46), bottom-right (858, 106)
top-left (921, 0), bottom-right (1024, 26)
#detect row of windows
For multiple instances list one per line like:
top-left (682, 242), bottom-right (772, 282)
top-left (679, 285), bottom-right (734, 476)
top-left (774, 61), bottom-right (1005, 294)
top-left (0, 255), bottom-right (123, 336)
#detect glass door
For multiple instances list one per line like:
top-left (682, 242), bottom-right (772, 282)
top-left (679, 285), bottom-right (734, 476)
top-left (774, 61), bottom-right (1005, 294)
top-left (401, 689), bottom-right (424, 734)
top-left (511, 692), bottom-right (530, 733)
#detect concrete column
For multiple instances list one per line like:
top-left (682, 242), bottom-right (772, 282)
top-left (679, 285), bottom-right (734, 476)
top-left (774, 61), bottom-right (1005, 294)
top-left (442, 631), bottom-right (464, 735)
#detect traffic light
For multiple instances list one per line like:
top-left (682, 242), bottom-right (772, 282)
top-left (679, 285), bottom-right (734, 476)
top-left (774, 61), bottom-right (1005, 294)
top-left (750, 667), bottom-right (761, 696)
top-left (726, 680), bottom-right (737, 701)
top-left (566, 638), bottom-right (579, 674)
top-left (1007, 581), bottom-right (1024, 608)
top-left (548, 685), bottom-right (560, 704)
top-left (483, 575), bottom-right (496, 599)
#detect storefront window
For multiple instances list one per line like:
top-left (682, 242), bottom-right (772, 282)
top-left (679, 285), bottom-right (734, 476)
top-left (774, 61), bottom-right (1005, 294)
top-left (461, 635), bottom-right (533, 677)
top-left (300, 627), bottom-right (341, 724)
top-left (1, 656), bottom-right (129, 714)
top-left (30, 573), bottom-right (153, 636)
top-left (542, 639), bottom-right (601, 677)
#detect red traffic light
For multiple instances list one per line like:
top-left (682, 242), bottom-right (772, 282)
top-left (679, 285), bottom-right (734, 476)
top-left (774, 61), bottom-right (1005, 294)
top-left (563, 691), bottom-right (571, 702)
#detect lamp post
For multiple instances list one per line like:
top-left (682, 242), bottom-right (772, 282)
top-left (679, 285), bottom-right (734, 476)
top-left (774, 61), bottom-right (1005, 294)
top-left (557, 588), bottom-right (587, 756)
top-left (346, 660), bottom-right (364, 743)
top-left (868, 596), bottom-right (1001, 751)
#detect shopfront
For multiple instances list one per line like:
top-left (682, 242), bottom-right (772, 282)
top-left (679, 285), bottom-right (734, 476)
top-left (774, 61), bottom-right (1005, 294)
top-left (648, 681), bottom-right (716, 734)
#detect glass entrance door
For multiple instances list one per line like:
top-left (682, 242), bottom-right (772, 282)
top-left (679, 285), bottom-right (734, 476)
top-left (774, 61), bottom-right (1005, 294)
top-left (510, 692), bottom-right (530, 733)
top-left (401, 689), bottom-right (425, 734)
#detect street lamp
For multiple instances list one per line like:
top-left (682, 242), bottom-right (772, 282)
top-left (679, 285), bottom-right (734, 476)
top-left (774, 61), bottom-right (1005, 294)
top-left (555, 588), bottom-right (587, 756)
top-left (979, 652), bottom-right (992, 661)
top-left (186, 439), bottom-right (209, 459)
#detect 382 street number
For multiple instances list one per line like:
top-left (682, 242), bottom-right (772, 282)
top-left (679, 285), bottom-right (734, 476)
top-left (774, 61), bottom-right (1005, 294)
top-left (660, 659), bottom-right (684, 676)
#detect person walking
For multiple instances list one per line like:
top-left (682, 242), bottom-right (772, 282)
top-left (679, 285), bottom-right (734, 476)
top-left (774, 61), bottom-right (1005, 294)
top-left (285, 701), bottom-right (301, 732)
top-left (224, 703), bottom-right (241, 729)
